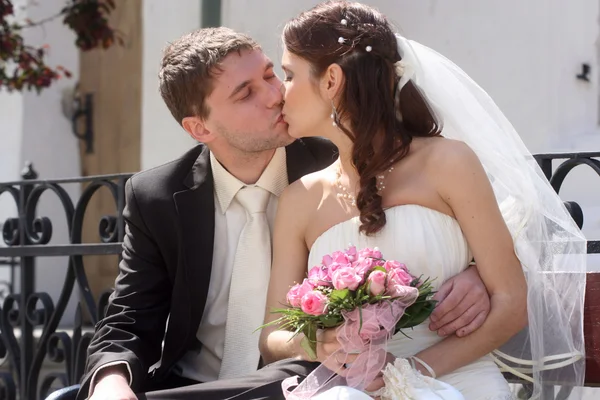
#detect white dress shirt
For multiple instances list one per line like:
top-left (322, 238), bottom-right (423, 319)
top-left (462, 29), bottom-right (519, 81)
top-left (174, 147), bottom-right (288, 382)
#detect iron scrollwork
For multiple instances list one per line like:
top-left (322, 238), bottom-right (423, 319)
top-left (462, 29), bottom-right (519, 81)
top-left (0, 164), bottom-right (131, 399)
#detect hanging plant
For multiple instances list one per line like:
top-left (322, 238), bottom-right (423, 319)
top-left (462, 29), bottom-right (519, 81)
top-left (0, 0), bottom-right (121, 93)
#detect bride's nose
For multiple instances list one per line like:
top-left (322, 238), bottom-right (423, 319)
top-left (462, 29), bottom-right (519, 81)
top-left (279, 82), bottom-right (286, 96)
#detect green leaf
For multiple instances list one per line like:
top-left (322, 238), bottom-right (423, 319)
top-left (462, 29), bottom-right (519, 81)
top-left (291, 323), bottom-right (305, 339)
top-left (318, 314), bottom-right (342, 328)
top-left (300, 336), bottom-right (316, 360)
top-left (301, 323), bottom-right (318, 360)
top-left (407, 299), bottom-right (426, 315)
top-left (254, 316), bottom-right (283, 332)
top-left (330, 289), bottom-right (350, 301)
top-left (410, 276), bottom-right (422, 287)
top-left (395, 300), bottom-right (436, 331)
top-left (356, 287), bottom-right (363, 300)
top-left (358, 306), bottom-right (363, 331)
top-left (398, 328), bottom-right (414, 340)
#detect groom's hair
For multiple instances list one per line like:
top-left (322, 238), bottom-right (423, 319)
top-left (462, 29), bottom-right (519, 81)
top-left (159, 27), bottom-right (260, 125)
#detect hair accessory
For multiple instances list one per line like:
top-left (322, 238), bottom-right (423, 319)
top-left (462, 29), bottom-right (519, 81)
top-left (365, 46), bottom-right (372, 52)
top-left (338, 37), bottom-right (346, 44)
top-left (341, 19), bottom-right (348, 25)
top-left (394, 60), bottom-right (406, 77)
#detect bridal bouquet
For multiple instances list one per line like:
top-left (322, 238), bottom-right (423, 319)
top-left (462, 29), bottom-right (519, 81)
top-left (260, 246), bottom-right (436, 360)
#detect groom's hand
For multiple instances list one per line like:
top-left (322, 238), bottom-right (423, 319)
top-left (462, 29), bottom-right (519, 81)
top-left (428, 264), bottom-right (490, 337)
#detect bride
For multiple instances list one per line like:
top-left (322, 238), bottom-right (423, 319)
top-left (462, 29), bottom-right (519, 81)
top-left (259, 1), bottom-right (586, 399)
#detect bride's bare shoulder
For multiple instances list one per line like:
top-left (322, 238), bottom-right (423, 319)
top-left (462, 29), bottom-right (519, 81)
top-left (278, 166), bottom-right (335, 217)
top-left (417, 137), bottom-right (488, 199)
top-left (414, 137), bottom-right (479, 168)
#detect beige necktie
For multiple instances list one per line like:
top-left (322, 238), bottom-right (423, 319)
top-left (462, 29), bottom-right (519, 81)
top-left (219, 185), bottom-right (272, 379)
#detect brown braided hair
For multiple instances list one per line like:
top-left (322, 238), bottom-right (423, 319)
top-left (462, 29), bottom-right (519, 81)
top-left (283, 0), bottom-right (441, 235)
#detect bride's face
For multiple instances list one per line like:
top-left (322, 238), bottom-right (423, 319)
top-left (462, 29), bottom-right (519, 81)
top-left (280, 48), bottom-right (331, 138)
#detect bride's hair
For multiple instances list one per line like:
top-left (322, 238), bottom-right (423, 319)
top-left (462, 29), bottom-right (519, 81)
top-left (283, 1), bottom-right (440, 235)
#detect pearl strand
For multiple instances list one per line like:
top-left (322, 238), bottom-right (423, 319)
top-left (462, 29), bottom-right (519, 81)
top-left (335, 163), bottom-right (394, 207)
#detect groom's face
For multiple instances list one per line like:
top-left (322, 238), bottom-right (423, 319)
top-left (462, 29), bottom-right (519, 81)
top-left (201, 49), bottom-right (294, 153)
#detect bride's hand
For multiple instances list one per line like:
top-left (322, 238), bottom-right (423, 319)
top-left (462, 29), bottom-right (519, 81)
top-left (364, 352), bottom-right (396, 393)
top-left (314, 328), bottom-right (357, 374)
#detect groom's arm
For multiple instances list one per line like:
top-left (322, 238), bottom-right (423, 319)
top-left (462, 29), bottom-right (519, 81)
top-left (78, 177), bottom-right (171, 398)
top-left (428, 264), bottom-right (490, 337)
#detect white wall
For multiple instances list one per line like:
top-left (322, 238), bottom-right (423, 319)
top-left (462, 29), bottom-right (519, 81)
top-left (0, 0), bottom-right (81, 325)
top-left (141, 0), bottom-right (199, 170)
top-left (222, 0), bottom-right (599, 152)
top-left (221, 0), bottom-right (600, 266)
top-left (0, 0), bottom-right (27, 297)
top-left (139, 0), bottom-right (600, 266)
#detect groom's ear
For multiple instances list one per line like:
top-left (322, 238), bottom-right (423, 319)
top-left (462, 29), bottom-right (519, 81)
top-left (321, 63), bottom-right (345, 101)
top-left (182, 116), bottom-right (215, 144)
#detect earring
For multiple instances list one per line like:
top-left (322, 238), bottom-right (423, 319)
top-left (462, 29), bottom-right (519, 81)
top-left (330, 101), bottom-right (338, 127)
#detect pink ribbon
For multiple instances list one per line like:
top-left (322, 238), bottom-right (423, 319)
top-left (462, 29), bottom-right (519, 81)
top-left (283, 289), bottom-right (419, 399)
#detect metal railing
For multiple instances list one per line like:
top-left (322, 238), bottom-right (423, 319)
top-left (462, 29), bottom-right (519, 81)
top-left (0, 153), bottom-right (598, 399)
top-left (0, 163), bottom-right (132, 399)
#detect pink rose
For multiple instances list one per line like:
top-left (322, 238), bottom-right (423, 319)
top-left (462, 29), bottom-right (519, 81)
top-left (328, 261), bottom-right (350, 274)
top-left (383, 260), bottom-right (407, 272)
top-left (308, 266), bottom-right (331, 287)
top-left (353, 257), bottom-right (374, 279)
top-left (367, 270), bottom-right (387, 296)
top-left (301, 291), bottom-right (328, 316)
top-left (386, 283), bottom-right (420, 303)
top-left (322, 251), bottom-right (351, 272)
top-left (358, 247), bottom-right (383, 260)
top-left (332, 266), bottom-right (363, 291)
top-left (386, 269), bottom-right (416, 298)
top-left (287, 279), bottom-right (314, 307)
top-left (332, 251), bottom-right (350, 264)
top-left (345, 246), bottom-right (358, 262)
top-left (388, 268), bottom-right (413, 286)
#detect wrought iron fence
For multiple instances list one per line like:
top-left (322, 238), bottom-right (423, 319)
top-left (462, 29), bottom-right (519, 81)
top-left (0, 163), bottom-right (132, 400)
top-left (0, 153), bottom-right (597, 399)
top-left (0, 258), bottom-right (16, 305)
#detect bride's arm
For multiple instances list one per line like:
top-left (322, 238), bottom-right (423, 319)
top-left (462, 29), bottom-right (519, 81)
top-left (409, 140), bottom-right (528, 378)
top-left (258, 181), bottom-right (309, 363)
top-left (258, 179), bottom-right (342, 366)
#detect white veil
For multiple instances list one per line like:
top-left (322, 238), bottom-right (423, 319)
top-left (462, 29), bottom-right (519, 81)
top-left (394, 35), bottom-right (587, 398)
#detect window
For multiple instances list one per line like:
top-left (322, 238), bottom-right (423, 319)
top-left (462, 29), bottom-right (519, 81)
top-left (202, 0), bottom-right (222, 27)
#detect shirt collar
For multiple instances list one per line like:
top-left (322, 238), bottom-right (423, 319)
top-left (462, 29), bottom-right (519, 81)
top-left (210, 147), bottom-right (288, 214)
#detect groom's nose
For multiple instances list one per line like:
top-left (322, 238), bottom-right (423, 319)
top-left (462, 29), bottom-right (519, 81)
top-left (265, 79), bottom-right (284, 108)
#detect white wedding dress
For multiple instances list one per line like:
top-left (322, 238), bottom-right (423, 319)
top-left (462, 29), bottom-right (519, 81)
top-left (307, 204), bottom-right (515, 400)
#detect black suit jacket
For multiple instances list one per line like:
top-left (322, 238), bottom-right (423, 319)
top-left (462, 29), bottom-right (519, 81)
top-left (79, 138), bottom-right (337, 396)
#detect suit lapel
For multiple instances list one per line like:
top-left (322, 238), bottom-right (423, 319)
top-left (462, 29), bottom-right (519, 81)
top-left (173, 146), bottom-right (215, 349)
top-left (285, 139), bottom-right (321, 183)
top-left (285, 138), bottom-right (338, 182)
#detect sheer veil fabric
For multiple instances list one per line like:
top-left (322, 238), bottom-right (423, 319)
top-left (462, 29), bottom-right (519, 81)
top-left (394, 35), bottom-right (586, 398)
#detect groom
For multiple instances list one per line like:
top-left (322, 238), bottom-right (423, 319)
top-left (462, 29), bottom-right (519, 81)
top-left (79, 27), bottom-right (491, 400)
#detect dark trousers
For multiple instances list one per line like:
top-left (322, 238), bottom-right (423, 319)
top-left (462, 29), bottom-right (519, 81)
top-left (137, 359), bottom-right (319, 400)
